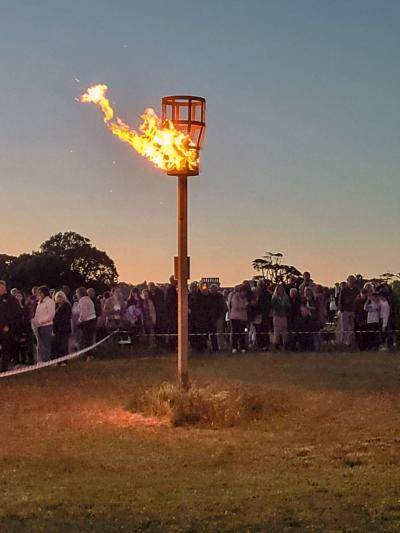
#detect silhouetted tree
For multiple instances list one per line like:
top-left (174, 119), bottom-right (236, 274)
top-left (1, 231), bottom-right (118, 292)
top-left (0, 254), bottom-right (17, 282)
top-left (40, 232), bottom-right (118, 289)
top-left (8, 253), bottom-right (67, 292)
top-left (252, 252), bottom-right (301, 283)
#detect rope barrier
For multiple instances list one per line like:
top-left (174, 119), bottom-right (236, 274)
top-left (0, 332), bottom-right (116, 379)
top-left (1, 327), bottom-right (397, 379)
top-left (113, 329), bottom-right (400, 337)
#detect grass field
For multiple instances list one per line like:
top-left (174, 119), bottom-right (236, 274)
top-left (1, 349), bottom-right (400, 532)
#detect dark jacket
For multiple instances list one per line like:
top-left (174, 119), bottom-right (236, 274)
top-left (208, 293), bottom-right (226, 323)
top-left (150, 287), bottom-right (166, 327)
top-left (189, 291), bottom-right (209, 333)
top-left (165, 284), bottom-right (178, 329)
top-left (288, 295), bottom-right (302, 325)
top-left (0, 293), bottom-right (21, 334)
top-left (53, 302), bottom-right (72, 335)
top-left (91, 297), bottom-right (102, 318)
top-left (258, 290), bottom-right (272, 321)
top-left (354, 295), bottom-right (368, 327)
top-left (339, 286), bottom-right (359, 313)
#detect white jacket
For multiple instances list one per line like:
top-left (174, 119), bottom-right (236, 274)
top-left (379, 298), bottom-right (390, 329)
top-left (78, 296), bottom-right (96, 323)
top-left (364, 300), bottom-right (380, 325)
top-left (34, 296), bottom-right (55, 327)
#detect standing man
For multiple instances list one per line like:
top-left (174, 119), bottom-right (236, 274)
top-left (208, 284), bottom-right (227, 351)
top-left (338, 275), bottom-right (359, 347)
top-left (299, 272), bottom-right (316, 296)
top-left (0, 280), bottom-right (22, 372)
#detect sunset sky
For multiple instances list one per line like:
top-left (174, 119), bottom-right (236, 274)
top-left (1, 0), bottom-right (399, 286)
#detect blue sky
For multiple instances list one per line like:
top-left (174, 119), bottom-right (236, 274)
top-left (1, 0), bottom-right (399, 285)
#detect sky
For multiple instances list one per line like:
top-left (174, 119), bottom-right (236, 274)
top-left (0, 0), bottom-right (399, 286)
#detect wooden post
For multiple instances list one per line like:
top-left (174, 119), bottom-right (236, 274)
top-left (177, 175), bottom-right (189, 389)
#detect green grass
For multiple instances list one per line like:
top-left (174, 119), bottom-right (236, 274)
top-left (1, 350), bottom-right (400, 531)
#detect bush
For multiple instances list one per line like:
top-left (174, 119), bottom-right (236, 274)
top-left (127, 382), bottom-right (285, 428)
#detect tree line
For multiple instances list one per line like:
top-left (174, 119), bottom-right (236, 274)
top-left (0, 232), bottom-right (118, 292)
top-left (252, 251), bottom-right (400, 296)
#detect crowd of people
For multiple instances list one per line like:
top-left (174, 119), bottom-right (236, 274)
top-left (0, 272), bottom-right (399, 372)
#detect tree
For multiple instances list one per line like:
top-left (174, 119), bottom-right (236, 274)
top-left (0, 254), bottom-right (17, 282)
top-left (40, 232), bottom-right (118, 289)
top-left (252, 252), bottom-right (302, 283)
top-left (8, 253), bottom-right (67, 292)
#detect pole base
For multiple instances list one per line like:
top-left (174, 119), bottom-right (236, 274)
top-left (178, 372), bottom-right (190, 391)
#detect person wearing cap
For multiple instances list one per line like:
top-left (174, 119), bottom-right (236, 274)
top-left (0, 280), bottom-right (22, 371)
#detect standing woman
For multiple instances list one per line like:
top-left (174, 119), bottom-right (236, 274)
top-left (229, 285), bottom-right (249, 353)
top-left (14, 291), bottom-right (33, 365)
top-left (33, 285), bottom-right (55, 362)
top-left (53, 291), bottom-right (72, 358)
top-left (271, 283), bottom-right (291, 350)
top-left (76, 287), bottom-right (97, 350)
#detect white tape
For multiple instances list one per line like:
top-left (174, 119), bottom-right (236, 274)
top-left (0, 332), bottom-right (115, 379)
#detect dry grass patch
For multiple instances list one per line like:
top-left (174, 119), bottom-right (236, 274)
top-left (127, 382), bottom-right (288, 428)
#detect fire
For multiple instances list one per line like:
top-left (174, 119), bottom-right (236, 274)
top-left (79, 84), bottom-right (198, 173)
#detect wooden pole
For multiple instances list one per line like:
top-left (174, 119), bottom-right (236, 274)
top-left (177, 175), bottom-right (189, 389)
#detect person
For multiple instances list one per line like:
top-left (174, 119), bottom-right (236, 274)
top-left (314, 285), bottom-right (327, 350)
top-left (25, 286), bottom-right (38, 322)
top-left (0, 281), bottom-right (22, 371)
top-left (271, 283), bottom-right (290, 349)
top-left (165, 276), bottom-right (178, 351)
top-left (354, 289), bottom-right (368, 350)
top-left (337, 275), bottom-right (359, 347)
top-left (299, 272), bottom-right (316, 296)
top-left (287, 287), bottom-right (302, 350)
top-left (229, 285), bottom-right (249, 353)
top-left (76, 287), bottom-right (97, 351)
top-left (127, 287), bottom-right (142, 308)
top-left (70, 294), bottom-right (81, 351)
top-left (298, 287), bottom-right (319, 351)
top-left (53, 291), bottom-right (72, 359)
top-left (87, 288), bottom-right (102, 320)
top-left (378, 291), bottom-right (390, 351)
top-left (380, 284), bottom-right (399, 349)
top-left (61, 285), bottom-right (72, 302)
top-left (188, 282), bottom-right (208, 351)
top-left (14, 290), bottom-right (33, 365)
top-left (328, 292), bottom-right (338, 322)
top-left (252, 281), bottom-right (271, 351)
top-left (104, 288), bottom-right (126, 331)
top-left (364, 292), bottom-right (381, 350)
top-left (26, 286), bottom-right (39, 354)
top-left (285, 275), bottom-right (299, 296)
top-left (222, 289), bottom-right (231, 345)
top-left (148, 282), bottom-right (166, 349)
top-left (208, 284), bottom-right (227, 351)
top-left (33, 285), bottom-right (55, 362)
top-left (124, 292), bottom-right (144, 337)
top-left (141, 289), bottom-right (156, 338)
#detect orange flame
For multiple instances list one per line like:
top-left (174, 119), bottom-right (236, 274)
top-left (79, 84), bottom-right (198, 173)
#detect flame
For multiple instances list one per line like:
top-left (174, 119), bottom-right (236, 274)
top-left (79, 84), bottom-right (198, 173)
